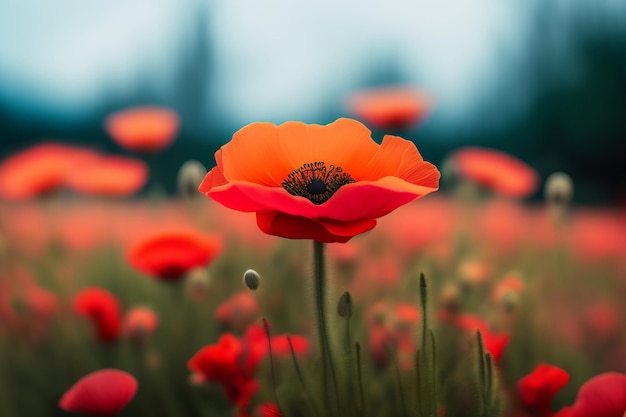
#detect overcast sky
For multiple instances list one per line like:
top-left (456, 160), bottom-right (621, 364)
top-left (1, 0), bottom-right (616, 137)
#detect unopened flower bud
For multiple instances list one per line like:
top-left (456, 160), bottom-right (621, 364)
top-left (185, 268), bottom-right (211, 301)
top-left (544, 172), bottom-right (573, 206)
top-left (177, 160), bottom-right (207, 199)
top-left (337, 291), bottom-right (352, 319)
top-left (243, 269), bottom-right (261, 291)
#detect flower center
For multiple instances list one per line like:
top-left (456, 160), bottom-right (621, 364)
top-left (282, 161), bottom-right (355, 204)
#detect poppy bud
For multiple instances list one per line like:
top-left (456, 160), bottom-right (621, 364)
top-left (544, 172), bottom-right (573, 206)
top-left (123, 307), bottom-right (158, 345)
top-left (185, 268), bottom-right (211, 301)
top-left (337, 291), bottom-right (352, 319)
top-left (177, 160), bottom-right (207, 199)
top-left (243, 269), bottom-right (261, 291)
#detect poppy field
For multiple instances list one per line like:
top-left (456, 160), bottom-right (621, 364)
top-left (0, 106), bottom-right (625, 417)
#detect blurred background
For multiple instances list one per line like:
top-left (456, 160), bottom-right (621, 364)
top-left (1, 0), bottom-right (625, 203)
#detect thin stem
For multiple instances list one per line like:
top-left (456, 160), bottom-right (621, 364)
top-left (391, 348), bottom-right (408, 417)
top-left (263, 319), bottom-right (283, 413)
top-left (419, 273), bottom-right (428, 353)
top-left (355, 341), bottom-right (366, 417)
top-left (313, 241), bottom-right (340, 416)
top-left (287, 336), bottom-right (321, 417)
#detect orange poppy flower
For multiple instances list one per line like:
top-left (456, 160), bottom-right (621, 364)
top-left (128, 230), bottom-right (222, 281)
top-left (105, 106), bottom-right (180, 152)
top-left (59, 369), bottom-right (137, 416)
top-left (65, 155), bottom-right (148, 197)
top-left (0, 143), bottom-right (97, 200)
top-left (199, 118), bottom-right (440, 243)
top-left (449, 147), bottom-right (539, 198)
top-left (347, 87), bottom-right (431, 130)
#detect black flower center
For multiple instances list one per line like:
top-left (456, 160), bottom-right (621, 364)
top-left (282, 161), bottom-right (355, 204)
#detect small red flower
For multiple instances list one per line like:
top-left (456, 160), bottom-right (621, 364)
top-left (188, 334), bottom-right (261, 409)
top-left (215, 291), bottom-right (260, 331)
top-left (73, 288), bottom-right (122, 344)
top-left (123, 307), bottom-right (158, 344)
top-left (128, 230), bottom-right (222, 281)
top-left (104, 106), bottom-right (180, 153)
top-left (518, 363), bottom-right (570, 417)
top-left (200, 118), bottom-right (439, 243)
top-left (65, 155), bottom-right (148, 197)
top-left (453, 314), bottom-right (510, 363)
top-left (570, 372), bottom-right (626, 417)
top-left (449, 147), bottom-right (539, 198)
top-left (59, 369), bottom-right (137, 416)
top-left (347, 86), bottom-right (431, 130)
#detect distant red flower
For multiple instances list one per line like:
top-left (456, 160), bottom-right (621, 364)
top-left (347, 86), bottom-right (431, 130)
top-left (518, 363), bottom-right (570, 417)
top-left (582, 301), bottom-right (620, 341)
top-left (215, 291), bottom-right (260, 331)
top-left (199, 118), bottom-right (439, 243)
top-left (570, 372), bottom-right (626, 417)
top-left (491, 273), bottom-right (525, 305)
top-left (59, 369), bottom-right (137, 416)
top-left (104, 107), bottom-right (179, 153)
top-left (0, 143), bottom-right (98, 200)
top-left (66, 155), bottom-right (148, 197)
top-left (128, 230), bottom-right (222, 281)
top-left (73, 288), bottom-right (122, 344)
top-left (123, 307), bottom-right (158, 344)
top-left (449, 147), bottom-right (539, 198)
top-left (452, 314), bottom-right (510, 363)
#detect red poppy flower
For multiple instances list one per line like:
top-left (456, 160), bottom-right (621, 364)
top-left (123, 307), bottom-right (158, 344)
top-left (452, 314), bottom-right (510, 363)
top-left (215, 291), bottom-right (260, 331)
top-left (59, 369), bottom-right (137, 416)
top-left (127, 230), bottom-right (222, 281)
top-left (66, 155), bottom-right (148, 197)
top-left (199, 118), bottom-right (440, 243)
top-left (449, 147), bottom-right (539, 198)
top-left (104, 107), bottom-right (179, 153)
top-left (188, 333), bottom-right (261, 408)
top-left (73, 288), bottom-right (122, 344)
top-left (0, 143), bottom-right (98, 200)
top-left (570, 372), bottom-right (626, 417)
top-left (518, 363), bottom-right (570, 417)
top-left (347, 86), bottom-right (431, 130)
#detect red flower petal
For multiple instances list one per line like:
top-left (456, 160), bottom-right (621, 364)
top-left (59, 369), bottom-right (137, 416)
top-left (518, 363), bottom-right (570, 416)
top-left (256, 210), bottom-right (377, 243)
top-left (571, 372), bottom-right (626, 417)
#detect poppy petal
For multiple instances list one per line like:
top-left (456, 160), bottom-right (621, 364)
top-left (221, 119), bottom-right (379, 186)
top-left (59, 369), bottom-right (137, 416)
top-left (208, 176), bottom-right (437, 223)
top-left (256, 211), bottom-right (376, 243)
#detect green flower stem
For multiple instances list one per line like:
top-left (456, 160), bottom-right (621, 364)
top-left (313, 241), bottom-right (340, 415)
